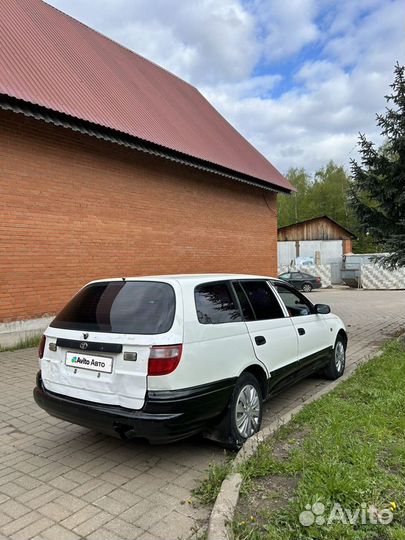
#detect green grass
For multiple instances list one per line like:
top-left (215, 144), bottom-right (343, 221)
top-left (233, 340), bottom-right (405, 540)
top-left (0, 332), bottom-right (42, 352)
top-left (193, 461), bottom-right (232, 505)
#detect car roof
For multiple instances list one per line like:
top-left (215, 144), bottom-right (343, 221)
top-left (88, 273), bottom-right (278, 286)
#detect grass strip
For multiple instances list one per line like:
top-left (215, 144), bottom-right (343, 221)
top-left (233, 340), bottom-right (405, 540)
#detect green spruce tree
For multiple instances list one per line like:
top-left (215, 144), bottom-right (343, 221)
top-left (350, 63), bottom-right (405, 268)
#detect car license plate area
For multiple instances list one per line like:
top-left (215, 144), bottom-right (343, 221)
top-left (65, 352), bottom-right (113, 374)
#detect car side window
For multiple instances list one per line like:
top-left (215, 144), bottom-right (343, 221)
top-left (280, 272), bottom-right (291, 279)
top-left (239, 280), bottom-right (284, 320)
top-left (195, 282), bottom-right (242, 324)
top-left (274, 283), bottom-right (313, 317)
top-left (291, 272), bottom-right (302, 279)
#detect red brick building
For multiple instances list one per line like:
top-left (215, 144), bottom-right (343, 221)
top-left (0, 0), bottom-right (293, 332)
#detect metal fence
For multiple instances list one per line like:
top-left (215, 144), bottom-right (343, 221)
top-left (361, 264), bottom-right (405, 289)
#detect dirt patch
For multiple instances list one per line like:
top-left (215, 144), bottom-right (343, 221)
top-left (272, 426), bottom-right (311, 461)
top-left (236, 474), bottom-right (299, 525)
top-left (234, 428), bottom-right (308, 527)
top-left (378, 449), bottom-right (403, 476)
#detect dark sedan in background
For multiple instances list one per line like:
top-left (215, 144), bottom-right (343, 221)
top-left (278, 271), bottom-right (322, 292)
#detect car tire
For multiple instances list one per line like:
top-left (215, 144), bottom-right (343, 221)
top-left (324, 335), bottom-right (346, 380)
top-left (302, 282), bottom-right (313, 292)
top-left (215, 372), bottom-right (263, 451)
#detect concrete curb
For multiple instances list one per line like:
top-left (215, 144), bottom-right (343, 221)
top-left (206, 346), bottom-right (391, 540)
top-left (206, 473), bottom-right (242, 540)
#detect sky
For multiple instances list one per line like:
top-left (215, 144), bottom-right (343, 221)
top-left (46, 0), bottom-right (404, 176)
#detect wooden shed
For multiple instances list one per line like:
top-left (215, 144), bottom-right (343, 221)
top-left (277, 216), bottom-right (356, 283)
top-left (278, 215), bottom-right (355, 249)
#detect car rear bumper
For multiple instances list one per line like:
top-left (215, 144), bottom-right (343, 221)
top-left (33, 371), bottom-right (235, 444)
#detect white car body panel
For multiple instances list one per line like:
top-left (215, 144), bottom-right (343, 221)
top-left (40, 274), bottom-right (346, 410)
top-left (41, 279), bottom-right (183, 409)
top-left (243, 317), bottom-right (298, 373)
top-left (290, 314), bottom-right (331, 359)
top-left (149, 278), bottom-right (261, 390)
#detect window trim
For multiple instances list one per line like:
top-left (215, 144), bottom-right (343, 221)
top-left (230, 281), bottom-right (256, 321)
top-left (194, 280), bottom-right (243, 325)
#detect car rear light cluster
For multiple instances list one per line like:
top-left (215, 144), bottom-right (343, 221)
top-left (148, 344), bottom-right (182, 376)
top-left (316, 277), bottom-right (321, 282)
top-left (38, 335), bottom-right (46, 359)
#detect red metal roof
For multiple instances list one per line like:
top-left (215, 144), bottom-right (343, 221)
top-left (0, 0), bottom-right (293, 192)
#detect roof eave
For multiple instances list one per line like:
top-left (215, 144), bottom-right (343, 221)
top-left (0, 94), bottom-right (293, 194)
top-left (278, 215), bottom-right (357, 238)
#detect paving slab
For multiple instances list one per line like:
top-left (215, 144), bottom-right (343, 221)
top-left (0, 288), bottom-right (403, 539)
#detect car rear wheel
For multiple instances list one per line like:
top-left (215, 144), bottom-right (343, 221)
top-left (302, 282), bottom-right (313, 292)
top-left (324, 336), bottom-right (346, 380)
top-left (214, 372), bottom-right (263, 451)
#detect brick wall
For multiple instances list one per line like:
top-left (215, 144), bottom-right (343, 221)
top-left (0, 110), bottom-right (278, 322)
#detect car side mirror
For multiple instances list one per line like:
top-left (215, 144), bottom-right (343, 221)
top-left (314, 303), bottom-right (330, 314)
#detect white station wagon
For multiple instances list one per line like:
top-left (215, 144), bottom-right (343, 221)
top-left (34, 274), bottom-right (347, 449)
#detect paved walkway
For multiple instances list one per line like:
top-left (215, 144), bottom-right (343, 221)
top-left (0, 289), bottom-right (403, 539)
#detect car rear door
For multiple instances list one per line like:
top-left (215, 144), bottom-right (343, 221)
top-left (271, 281), bottom-right (331, 370)
top-left (290, 272), bottom-right (304, 289)
top-left (232, 280), bottom-right (298, 378)
top-left (41, 280), bottom-right (182, 410)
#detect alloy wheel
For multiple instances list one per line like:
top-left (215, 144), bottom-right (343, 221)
top-left (235, 384), bottom-right (260, 438)
top-left (335, 340), bottom-right (345, 372)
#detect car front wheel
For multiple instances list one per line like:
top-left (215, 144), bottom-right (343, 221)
top-left (302, 282), bottom-right (313, 292)
top-left (324, 336), bottom-right (346, 380)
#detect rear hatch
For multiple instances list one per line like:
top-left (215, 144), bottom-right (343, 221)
top-left (41, 279), bottom-right (182, 410)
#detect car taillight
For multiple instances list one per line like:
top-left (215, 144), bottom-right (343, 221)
top-left (148, 344), bottom-right (183, 376)
top-left (316, 277), bottom-right (321, 282)
top-left (38, 335), bottom-right (46, 359)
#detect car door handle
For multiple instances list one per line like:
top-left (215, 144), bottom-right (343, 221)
top-left (255, 335), bottom-right (266, 346)
top-left (298, 328), bottom-right (306, 336)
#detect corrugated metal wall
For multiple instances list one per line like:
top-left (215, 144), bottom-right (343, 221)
top-left (277, 240), bottom-right (343, 283)
top-left (278, 240), bottom-right (343, 264)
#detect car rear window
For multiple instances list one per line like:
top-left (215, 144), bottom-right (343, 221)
top-left (50, 281), bottom-right (176, 334)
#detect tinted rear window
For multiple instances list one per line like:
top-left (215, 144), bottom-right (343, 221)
top-left (51, 281), bottom-right (175, 334)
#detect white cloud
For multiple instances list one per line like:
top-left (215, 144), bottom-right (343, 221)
top-left (46, 0), bottom-right (405, 174)
top-left (202, 0), bottom-right (405, 172)
top-left (49, 0), bottom-right (259, 85)
top-left (251, 0), bottom-right (320, 61)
